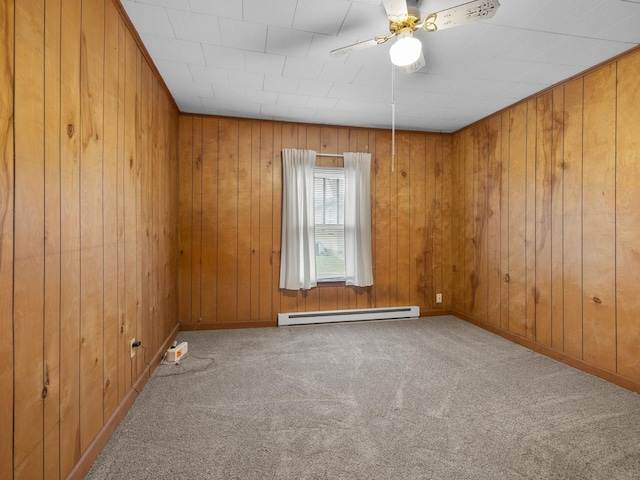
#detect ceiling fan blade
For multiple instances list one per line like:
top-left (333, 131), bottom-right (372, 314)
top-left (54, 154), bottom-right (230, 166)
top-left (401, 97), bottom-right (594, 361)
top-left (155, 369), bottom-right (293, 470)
top-left (330, 34), bottom-right (395, 57)
top-left (422, 0), bottom-right (500, 32)
top-left (405, 51), bottom-right (425, 74)
top-left (383, 0), bottom-right (409, 22)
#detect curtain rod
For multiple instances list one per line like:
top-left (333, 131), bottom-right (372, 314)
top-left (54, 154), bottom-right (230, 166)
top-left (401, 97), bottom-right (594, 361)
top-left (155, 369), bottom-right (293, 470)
top-left (316, 153), bottom-right (344, 158)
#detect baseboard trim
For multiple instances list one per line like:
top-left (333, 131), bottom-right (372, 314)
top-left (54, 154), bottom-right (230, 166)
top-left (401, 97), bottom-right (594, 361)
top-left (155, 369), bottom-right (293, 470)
top-left (452, 310), bottom-right (640, 395)
top-left (66, 323), bottom-right (181, 480)
top-left (180, 320), bottom-right (277, 330)
top-left (180, 311), bottom-right (453, 331)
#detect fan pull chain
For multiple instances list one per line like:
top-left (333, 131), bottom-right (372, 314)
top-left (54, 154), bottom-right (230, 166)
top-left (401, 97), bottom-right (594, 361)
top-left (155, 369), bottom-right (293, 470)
top-left (391, 62), bottom-right (396, 173)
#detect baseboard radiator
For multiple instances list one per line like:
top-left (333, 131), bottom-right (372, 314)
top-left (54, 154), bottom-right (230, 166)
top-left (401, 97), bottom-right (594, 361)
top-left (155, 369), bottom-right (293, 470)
top-left (278, 306), bottom-right (420, 327)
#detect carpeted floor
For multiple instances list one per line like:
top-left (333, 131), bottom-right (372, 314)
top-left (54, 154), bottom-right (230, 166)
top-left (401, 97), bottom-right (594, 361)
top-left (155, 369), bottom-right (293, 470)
top-left (86, 316), bottom-right (640, 479)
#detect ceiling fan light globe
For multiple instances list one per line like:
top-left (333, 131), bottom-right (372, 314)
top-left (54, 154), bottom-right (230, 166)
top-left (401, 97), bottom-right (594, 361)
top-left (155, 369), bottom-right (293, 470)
top-left (389, 36), bottom-right (422, 66)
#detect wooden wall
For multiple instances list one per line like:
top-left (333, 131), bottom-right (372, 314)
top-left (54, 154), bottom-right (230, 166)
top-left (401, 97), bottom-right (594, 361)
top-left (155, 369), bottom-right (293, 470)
top-left (2, 1), bottom-right (180, 479)
top-left (450, 47), bottom-right (640, 391)
top-left (177, 117), bottom-right (452, 328)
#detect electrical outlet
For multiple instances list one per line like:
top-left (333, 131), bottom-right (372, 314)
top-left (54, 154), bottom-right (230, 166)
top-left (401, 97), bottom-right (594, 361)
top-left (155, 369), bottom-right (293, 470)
top-left (130, 338), bottom-right (136, 358)
top-left (436, 293), bottom-right (442, 304)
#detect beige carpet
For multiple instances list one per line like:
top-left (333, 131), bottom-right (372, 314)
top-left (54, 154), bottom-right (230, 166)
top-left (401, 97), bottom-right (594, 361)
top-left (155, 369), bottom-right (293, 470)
top-left (86, 316), bottom-right (640, 479)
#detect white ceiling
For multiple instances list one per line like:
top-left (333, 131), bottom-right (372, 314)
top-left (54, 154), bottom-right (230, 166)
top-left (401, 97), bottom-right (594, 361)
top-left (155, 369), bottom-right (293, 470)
top-left (122, 0), bottom-right (640, 133)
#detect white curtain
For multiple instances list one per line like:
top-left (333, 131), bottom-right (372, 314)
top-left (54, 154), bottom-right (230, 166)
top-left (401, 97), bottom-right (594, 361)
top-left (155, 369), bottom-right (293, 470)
top-left (344, 152), bottom-right (373, 287)
top-left (279, 148), bottom-right (317, 290)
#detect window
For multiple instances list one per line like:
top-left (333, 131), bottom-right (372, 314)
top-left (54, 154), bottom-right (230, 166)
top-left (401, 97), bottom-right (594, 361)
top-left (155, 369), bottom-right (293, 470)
top-left (314, 167), bottom-right (345, 281)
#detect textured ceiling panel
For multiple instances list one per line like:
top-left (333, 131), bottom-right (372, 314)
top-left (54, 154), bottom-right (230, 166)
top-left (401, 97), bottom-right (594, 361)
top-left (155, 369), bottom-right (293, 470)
top-left (122, 0), bottom-right (640, 132)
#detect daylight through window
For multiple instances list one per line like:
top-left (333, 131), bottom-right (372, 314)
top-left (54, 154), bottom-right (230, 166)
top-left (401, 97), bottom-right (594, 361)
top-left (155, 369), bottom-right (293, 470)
top-left (314, 167), bottom-right (345, 281)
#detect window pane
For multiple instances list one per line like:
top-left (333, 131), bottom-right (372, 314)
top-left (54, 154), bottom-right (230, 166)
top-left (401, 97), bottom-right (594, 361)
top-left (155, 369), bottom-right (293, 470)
top-left (314, 167), bottom-right (345, 281)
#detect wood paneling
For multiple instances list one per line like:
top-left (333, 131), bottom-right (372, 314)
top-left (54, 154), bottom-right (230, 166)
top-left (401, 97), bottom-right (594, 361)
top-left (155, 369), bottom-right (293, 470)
top-left (0, 0), bottom-right (14, 477)
top-left (562, 77), bottom-right (584, 360)
top-left (451, 48), bottom-right (640, 391)
top-left (14, 1), bottom-right (45, 477)
top-left (5, 0), bottom-right (180, 478)
top-left (582, 64), bottom-right (617, 372)
top-left (44, 1), bottom-right (62, 476)
top-left (178, 120), bottom-right (451, 325)
top-left (616, 49), bottom-right (640, 381)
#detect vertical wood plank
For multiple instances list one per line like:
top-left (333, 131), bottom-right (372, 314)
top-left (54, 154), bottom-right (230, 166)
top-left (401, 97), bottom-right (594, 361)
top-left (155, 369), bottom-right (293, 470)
top-left (217, 118), bottom-right (239, 321)
top-left (191, 117), bottom-right (203, 324)
top-left (115, 15), bottom-right (126, 406)
top-left (582, 64), bottom-right (616, 372)
top-left (0, 0), bottom-right (14, 476)
top-left (473, 124), bottom-right (488, 322)
top-left (534, 92), bottom-right (553, 346)
top-left (43, 0), bottom-right (61, 476)
top-left (450, 134), bottom-right (461, 311)
top-left (550, 86), bottom-right (565, 351)
top-left (409, 133), bottom-right (426, 310)
top-left (562, 77), bottom-right (584, 359)
top-left (259, 121), bottom-right (274, 320)
top-left (102, 0), bottom-right (120, 422)
top-left (236, 119), bottom-right (252, 321)
top-left (59, 0), bottom-right (82, 473)
top-left (201, 117), bottom-right (218, 323)
top-left (14, 0), bottom-right (45, 476)
top-left (486, 116), bottom-right (502, 326)
top-left (616, 50), bottom-right (640, 382)
top-left (525, 99), bottom-right (537, 340)
top-left (500, 111), bottom-right (510, 330)
top-left (250, 121), bottom-right (261, 320)
top-left (396, 132), bottom-right (411, 307)
top-left (133, 47), bottom-right (143, 377)
top-left (80, 0), bottom-right (105, 452)
top-left (441, 135), bottom-right (453, 310)
top-left (463, 130), bottom-right (474, 315)
top-left (508, 103), bottom-right (527, 337)
top-left (433, 135), bottom-right (443, 311)
top-left (178, 116), bottom-right (193, 324)
top-left (123, 28), bottom-right (137, 388)
top-left (374, 130), bottom-right (391, 307)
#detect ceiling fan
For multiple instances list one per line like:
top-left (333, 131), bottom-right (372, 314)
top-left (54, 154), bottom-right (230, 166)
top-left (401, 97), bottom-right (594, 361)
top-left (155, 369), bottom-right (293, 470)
top-left (330, 0), bottom-right (500, 73)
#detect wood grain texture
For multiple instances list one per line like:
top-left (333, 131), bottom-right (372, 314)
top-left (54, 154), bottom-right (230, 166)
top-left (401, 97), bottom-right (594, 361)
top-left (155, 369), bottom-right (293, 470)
top-left (486, 116), bottom-right (502, 327)
top-left (463, 129), bottom-right (474, 316)
top-left (450, 47), bottom-right (640, 390)
top-left (506, 103), bottom-right (527, 338)
top-left (550, 86), bottom-right (565, 351)
top-left (201, 117), bottom-right (219, 324)
top-left (582, 64), bottom-right (616, 372)
top-left (178, 121), bottom-right (450, 322)
top-left (14, 0), bottom-right (45, 476)
top-left (450, 135), bottom-right (461, 311)
top-left (178, 116), bottom-right (193, 324)
top-left (44, 0), bottom-right (62, 476)
top-left (0, 0), bottom-right (14, 477)
top-left (59, 0), bottom-right (82, 473)
top-left (534, 91), bottom-right (552, 346)
top-left (441, 135), bottom-right (453, 310)
top-left (80, 0), bottom-right (105, 452)
top-left (525, 99), bottom-right (537, 340)
top-left (102, 0), bottom-right (120, 423)
top-left (562, 77), bottom-right (584, 359)
top-left (616, 49), bottom-right (640, 381)
top-left (5, 0), bottom-right (180, 477)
